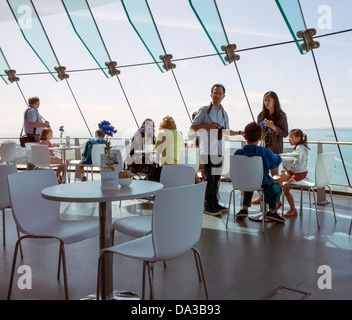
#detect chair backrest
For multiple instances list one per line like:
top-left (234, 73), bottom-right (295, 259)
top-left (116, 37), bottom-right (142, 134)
top-left (230, 155), bottom-right (263, 191)
top-left (152, 182), bottom-right (207, 260)
top-left (159, 164), bottom-right (195, 188)
top-left (0, 164), bottom-right (17, 210)
top-left (0, 142), bottom-right (16, 163)
top-left (179, 148), bottom-right (200, 173)
top-left (222, 147), bottom-right (239, 178)
top-left (31, 145), bottom-right (51, 167)
top-left (91, 144), bottom-right (106, 166)
top-left (315, 152), bottom-right (335, 187)
top-left (25, 142), bottom-right (38, 164)
top-left (7, 170), bottom-right (60, 235)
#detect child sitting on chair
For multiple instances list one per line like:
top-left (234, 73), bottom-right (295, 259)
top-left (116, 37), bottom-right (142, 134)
top-left (77, 129), bottom-right (106, 181)
top-left (39, 127), bottom-right (67, 183)
top-left (275, 129), bottom-right (310, 217)
top-left (234, 122), bottom-right (285, 223)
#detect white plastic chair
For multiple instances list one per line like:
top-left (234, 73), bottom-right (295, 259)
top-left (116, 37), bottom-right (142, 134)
top-left (282, 152), bottom-right (336, 229)
top-left (25, 142), bottom-right (38, 165)
top-left (222, 147), bottom-right (239, 179)
top-left (226, 155), bottom-right (265, 232)
top-left (97, 182), bottom-right (208, 300)
top-left (179, 148), bottom-right (200, 175)
top-left (7, 170), bottom-right (99, 300)
top-left (0, 165), bottom-right (22, 255)
top-left (70, 143), bottom-right (105, 181)
top-left (112, 165), bottom-right (196, 238)
top-left (0, 142), bottom-right (16, 164)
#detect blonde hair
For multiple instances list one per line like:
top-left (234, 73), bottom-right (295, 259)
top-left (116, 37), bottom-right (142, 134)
top-left (159, 115), bottom-right (176, 130)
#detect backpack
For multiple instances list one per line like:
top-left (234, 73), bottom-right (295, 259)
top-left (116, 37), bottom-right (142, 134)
top-left (263, 180), bottom-right (282, 205)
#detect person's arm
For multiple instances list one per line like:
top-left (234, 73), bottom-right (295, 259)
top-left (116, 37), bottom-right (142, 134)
top-left (229, 129), bottom-right (243, 136)
top-left (264, 113), bottom-right (288, 137)
top-left (28, 121), bottom-right (49, 128)
top-left (190, 123), bottom-right (220, 131)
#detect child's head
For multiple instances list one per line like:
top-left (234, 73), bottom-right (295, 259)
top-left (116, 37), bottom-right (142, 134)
top-left (40, 127), bottom-right (52, 141)
top-left (95, 129), bottom-right (105, 138)
top-left (289, 129), bottom-right (309, 149)
top-left (244, 122), bottom-right (261, 144)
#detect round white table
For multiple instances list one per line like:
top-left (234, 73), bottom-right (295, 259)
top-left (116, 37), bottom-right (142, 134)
top-left (41, 179), bottom-right (163, 300)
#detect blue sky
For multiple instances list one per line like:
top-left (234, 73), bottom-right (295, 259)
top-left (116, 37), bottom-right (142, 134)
top-left (0, 0), bottom-right (351, 139)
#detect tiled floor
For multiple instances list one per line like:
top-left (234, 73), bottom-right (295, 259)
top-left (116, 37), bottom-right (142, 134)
top-left (1, 180), bottom-right (352, 300)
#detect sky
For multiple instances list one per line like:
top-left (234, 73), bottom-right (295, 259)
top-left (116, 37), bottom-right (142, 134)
top-left (0, 0), bottom-right (351, 139)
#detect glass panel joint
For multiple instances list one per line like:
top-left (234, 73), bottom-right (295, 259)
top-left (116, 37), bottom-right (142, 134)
top-left (297, 28), bottom-right (320, 52)
top-left (159, 54), bottom-right (176, 71)
top-left (221, 44), bottom-right (240, 63)
top-left (5, 69), bottom-right (19, 83)
top-left (105, 61), bottom-right (120, 77)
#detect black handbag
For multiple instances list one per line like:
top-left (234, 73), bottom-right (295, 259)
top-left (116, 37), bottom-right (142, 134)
top-left (19, 107), bottom-right (40, 147)
top-left (19, 134), bottom-right (36, 147)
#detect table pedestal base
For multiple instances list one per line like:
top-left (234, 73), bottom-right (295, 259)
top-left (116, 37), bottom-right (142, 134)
top-left (248, 213), bottom-right (272, 222)
top-left (81, 290), bottom-right (140, 300)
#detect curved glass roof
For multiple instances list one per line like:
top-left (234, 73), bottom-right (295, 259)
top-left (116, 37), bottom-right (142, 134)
top-left (0, 0), bottom-right (352, 186)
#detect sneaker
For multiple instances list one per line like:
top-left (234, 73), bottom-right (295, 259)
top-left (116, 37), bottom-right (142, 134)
top-left (266, 211), bottom-right (285, 223)
top-left (251, 196), bottom-right (261, 205)
top-left (235, 209), bottom-right (248, 220)
top-left (204, 206), bottom-right (221, 216)
top-left (215, 204), bottom-right (229, 213)
top-left (284, 208), bottom-right (297, 217)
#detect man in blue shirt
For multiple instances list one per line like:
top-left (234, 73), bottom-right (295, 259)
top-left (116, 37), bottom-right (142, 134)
top-left (23, 96), bottom-right (49, 142)
top-left (190, 84), bottom-right (242, 216)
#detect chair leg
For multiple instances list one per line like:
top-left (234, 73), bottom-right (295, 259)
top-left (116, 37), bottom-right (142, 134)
top-left (2, 209), bottom-right (5, 247)
top-left (327, 185), bottom-right (337, 222)
top-left (59, 241), bottom-right (69, 300)
top-left (16, 227), bottom-right (23, 258)
top-left (192, 247), bottom-right (209, 300)
top-left (7, 235), bottom-right (25, 299)
top-left (299, 188), bottom-right (303, 215)
top-left (311, 187), bottom-right (320, 229)
top-left (261, 191), bottom-right (265, 234)
top-left (226, 189), bottom-right (234, 229)
top-left (144, 261), bottom-right (154, 300)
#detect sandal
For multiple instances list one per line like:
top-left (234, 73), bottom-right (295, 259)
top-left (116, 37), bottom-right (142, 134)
top-left (284, 209), bottom-right (297, 217)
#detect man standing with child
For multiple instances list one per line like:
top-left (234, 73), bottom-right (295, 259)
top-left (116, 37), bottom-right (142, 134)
top-left (190, 84), bottom-right (243, 216)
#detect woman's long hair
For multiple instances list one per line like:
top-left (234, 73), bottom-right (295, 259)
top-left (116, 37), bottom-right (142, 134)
top-left (258, 91), bottom-right (285, 124)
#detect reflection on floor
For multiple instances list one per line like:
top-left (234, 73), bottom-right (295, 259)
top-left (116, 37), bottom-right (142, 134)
top-left (1, 181), bottom-right (352, 300)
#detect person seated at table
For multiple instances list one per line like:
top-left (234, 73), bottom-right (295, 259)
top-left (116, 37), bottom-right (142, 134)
top-left (126, 118), bottom-right (157, 179)
top-left (39, 127), bottom-right (67, 183)
top-left (151, 115), bottom-right (185, 181)
top-left (274, 129), bottom-right (310, 217)
top-left (128, 118), bottom-right (156, 161)
top-left (234, 122), bottom-right (285, 223)
top-left (78, 129), bottom-right (106, 182)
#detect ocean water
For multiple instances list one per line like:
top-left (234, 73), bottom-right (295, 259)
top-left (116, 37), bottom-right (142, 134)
top-left (227, 127), bottom-right (352, 187)
top-left (3, 127), bottom-right (352, 187)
